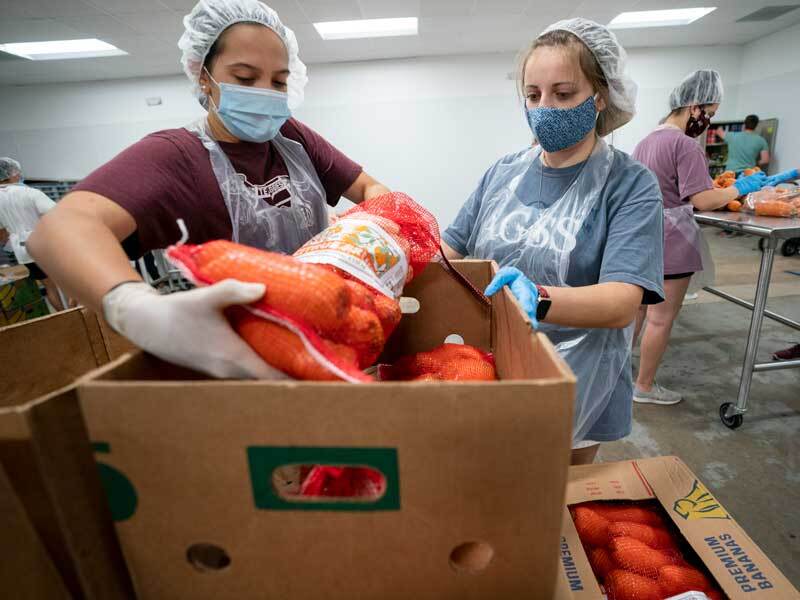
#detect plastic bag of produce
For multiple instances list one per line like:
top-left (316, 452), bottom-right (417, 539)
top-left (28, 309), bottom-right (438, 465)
top-left (743, 186), bottom-right (799, 217)
top-left (167, 193), bottom-right (440, 382)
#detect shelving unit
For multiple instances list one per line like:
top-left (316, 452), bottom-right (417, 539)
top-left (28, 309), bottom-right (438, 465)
top-left (25, 179), bottom-right (78, 202)
top-left (701, 118), bottom-right (778, 179)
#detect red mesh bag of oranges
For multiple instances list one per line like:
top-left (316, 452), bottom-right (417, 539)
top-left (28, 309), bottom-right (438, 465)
top-left (378, 343), bottom-right (497, 382)
top-left (570, 501), bottom-right (727, 600)
top-left (167, 192), bottom-right (440, 382)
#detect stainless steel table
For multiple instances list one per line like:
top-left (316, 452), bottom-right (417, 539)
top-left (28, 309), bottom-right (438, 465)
top-left (694, 211), bottom-right (800, 428)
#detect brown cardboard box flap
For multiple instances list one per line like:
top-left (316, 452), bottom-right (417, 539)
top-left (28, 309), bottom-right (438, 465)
top-left (0, 386), bottom-right (136, 599)
top-left (0, 463), bottom-right (70, 599)
top-left (0, 309), bottom-right (103, 406)
top-left (0, 309), bottom-right (137, 599)
top-left (637, 456), bottom-right (797, 597)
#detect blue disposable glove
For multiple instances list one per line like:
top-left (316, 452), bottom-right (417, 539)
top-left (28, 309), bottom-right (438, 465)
top-left (765, 169), bottom-right (799, 187)
top-left (484, 266), bottom-right (540, 326)
top-left (733, 172), bottom-right (768, 196)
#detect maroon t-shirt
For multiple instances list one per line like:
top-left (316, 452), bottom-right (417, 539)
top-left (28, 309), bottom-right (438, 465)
top-left (73, 118), bottom-right (362, 257)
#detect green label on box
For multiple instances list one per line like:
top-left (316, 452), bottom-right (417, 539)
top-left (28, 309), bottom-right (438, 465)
top-left (93, 442), bottom-right (138, 522)
top-left (247, 446), bottom-right (400, 511)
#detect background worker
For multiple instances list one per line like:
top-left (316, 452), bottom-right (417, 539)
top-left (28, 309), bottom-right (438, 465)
top-left (0, 157), bottom-right (64, 311)
top-left (716, 114), bottom-right (770, 174)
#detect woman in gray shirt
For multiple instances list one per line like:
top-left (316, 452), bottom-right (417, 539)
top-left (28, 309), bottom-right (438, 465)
top-left (442, 18), bottom-right (665, 465)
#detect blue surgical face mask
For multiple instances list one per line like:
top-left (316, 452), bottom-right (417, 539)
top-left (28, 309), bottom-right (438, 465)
top-left (207, 71), bottom-right (291, 143)
top-left (526, 95), bottom-right (598, 153)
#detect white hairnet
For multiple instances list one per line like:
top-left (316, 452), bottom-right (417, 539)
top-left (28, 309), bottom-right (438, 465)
top-left (179, 0), bottom-right (308, 110)
top-left (0, 157), bottom-right (22, 181)
top-left (539, 18), bottom-right (637, 135)
top-left (669, 69), bottom-right (724, 111)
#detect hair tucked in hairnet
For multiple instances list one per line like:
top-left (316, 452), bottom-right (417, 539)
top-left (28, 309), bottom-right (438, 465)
top-left (525, 18), bottom-right (637, 136)
top-left (669, 69), bottom-right (723, 111)
top-left (179, 0), bottom-right (308, 110)
top-left (0, 157), bottom-right (22, 181)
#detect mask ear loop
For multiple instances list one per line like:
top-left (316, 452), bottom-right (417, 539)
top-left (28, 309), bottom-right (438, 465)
top-left (202, 67), bottom-right (221, 113)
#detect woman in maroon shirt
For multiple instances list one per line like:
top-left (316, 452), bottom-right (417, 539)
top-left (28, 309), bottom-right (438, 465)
top-left (28, 0), bottom-right (390, 379)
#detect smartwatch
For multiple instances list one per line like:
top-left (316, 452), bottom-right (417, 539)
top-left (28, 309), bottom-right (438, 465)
top-left (536, 285), bottom-right (551, 322)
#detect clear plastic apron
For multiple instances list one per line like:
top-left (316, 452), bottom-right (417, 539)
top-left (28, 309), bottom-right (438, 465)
top-left (653, 123), bottom-right (714, 292)
top-left (186, 119), bottom-right (329, 253)
top-left (663, 199), bottom-right (715, 293)
top-left (473, 139), bottom-right (632, 443)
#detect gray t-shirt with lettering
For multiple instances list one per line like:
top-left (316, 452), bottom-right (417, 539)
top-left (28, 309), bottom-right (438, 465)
top-left (443, 146), bottom-right (664, 441)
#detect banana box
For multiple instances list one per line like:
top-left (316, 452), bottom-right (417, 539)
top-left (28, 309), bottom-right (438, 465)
top-left (0, 269), bottom-right (48, 326)
top-left (559, 457), bottom-right (798, 599)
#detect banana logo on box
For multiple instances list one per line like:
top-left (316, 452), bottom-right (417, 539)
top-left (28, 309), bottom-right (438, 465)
top-left (674, 480), bottom-right (730, 520)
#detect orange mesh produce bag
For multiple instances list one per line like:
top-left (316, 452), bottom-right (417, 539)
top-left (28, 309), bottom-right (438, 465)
top-left (569, 500), bottom-right (728, 600)
top-left (378, 343), bottom-right (497, 382)
top-left (167, 240), bottom-right (372, 382)
top-left (167, 192), bottom-right (440, 382)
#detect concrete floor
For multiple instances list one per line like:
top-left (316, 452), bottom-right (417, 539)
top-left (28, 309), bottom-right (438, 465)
top-left (598, 229), bottom-right (800, 586)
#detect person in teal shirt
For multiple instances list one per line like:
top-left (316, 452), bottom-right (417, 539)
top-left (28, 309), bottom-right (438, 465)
top-left (716, 114), bottom-right (770, 173)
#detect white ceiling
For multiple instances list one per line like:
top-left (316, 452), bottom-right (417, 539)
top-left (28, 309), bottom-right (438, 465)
top-left (1, 0), bottom-right (799, 85)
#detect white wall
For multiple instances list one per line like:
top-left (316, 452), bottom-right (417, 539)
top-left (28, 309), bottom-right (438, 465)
top-left (736, 22), bottom-right (800, 173)
top-left (614, 46), bottom-right (743, 153)
top-left (0, 77), bottom-right (206, 184)
top-left (0, 37), bottom-right (793, 226)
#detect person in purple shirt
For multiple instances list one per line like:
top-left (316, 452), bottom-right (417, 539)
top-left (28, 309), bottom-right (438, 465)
top-left (631, 70), bottom-right (768, 405)
top-left (28, 0), bottom-right (390, 380)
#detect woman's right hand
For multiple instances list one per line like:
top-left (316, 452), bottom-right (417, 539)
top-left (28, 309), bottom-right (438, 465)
top-left (102, 280), bottom-right (287, 379)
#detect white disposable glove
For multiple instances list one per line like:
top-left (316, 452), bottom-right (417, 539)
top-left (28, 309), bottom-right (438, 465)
top-left (103, 280), bottom-right (287, 380)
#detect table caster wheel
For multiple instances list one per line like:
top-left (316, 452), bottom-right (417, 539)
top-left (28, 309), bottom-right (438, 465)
top-left (781, 239), bottom-right (798, 257)
top-left (720, 402), bottom-right (743, 429)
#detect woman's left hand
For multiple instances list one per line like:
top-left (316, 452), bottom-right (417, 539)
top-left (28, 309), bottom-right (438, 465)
top-left (485, 266), bottom-right (540, 326)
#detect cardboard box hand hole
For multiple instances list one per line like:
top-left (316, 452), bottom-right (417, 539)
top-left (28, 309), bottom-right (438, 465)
top-left (399, 296), bottom-right (420, 314)
top-left (449, 541), bottom-right (495, 574)
top-left (186, 543), bottom-right (232, 573)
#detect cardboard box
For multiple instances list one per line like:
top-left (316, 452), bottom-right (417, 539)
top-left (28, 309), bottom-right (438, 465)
top-left (76, 260), bottom-right (576, 599)
top-left (0, 267), bottom-right (48, 326)
top-left (559, 457), bottom-right (798, 599)
top-left (0, 308), bottom-right (136, 599)
top-left (0, 462), bottom-right (70, 599)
